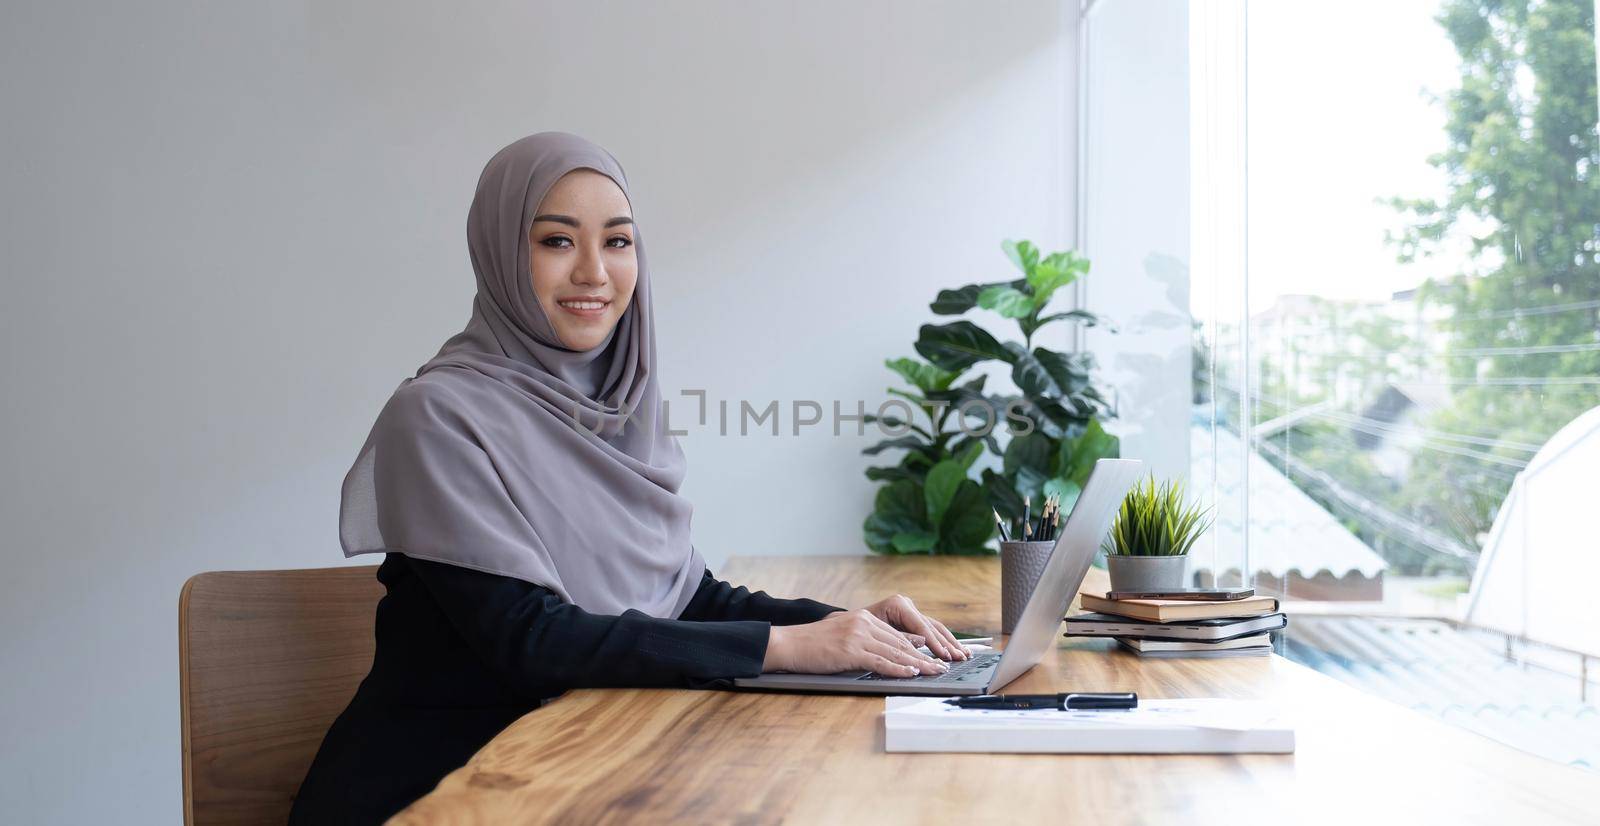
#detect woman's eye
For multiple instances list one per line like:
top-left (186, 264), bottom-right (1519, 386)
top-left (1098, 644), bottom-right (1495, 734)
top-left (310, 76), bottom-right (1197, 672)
top-left (540, 236), bottom-right (629, 249)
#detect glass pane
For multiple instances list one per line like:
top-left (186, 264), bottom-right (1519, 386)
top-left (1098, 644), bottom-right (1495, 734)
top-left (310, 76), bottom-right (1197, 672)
top-left (1223, 0), bottom-right (1600, 769)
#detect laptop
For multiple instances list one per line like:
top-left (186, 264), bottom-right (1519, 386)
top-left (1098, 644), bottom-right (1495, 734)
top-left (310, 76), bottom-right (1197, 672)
top-left (733, 458), bottom-right (1144, 695)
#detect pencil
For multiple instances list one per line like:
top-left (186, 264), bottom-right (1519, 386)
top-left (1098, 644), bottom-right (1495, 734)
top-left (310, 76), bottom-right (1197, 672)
top-left (992, 508), bottom-right (1010, 542)
top-left (1022, 495), bottom-right (1030, 540)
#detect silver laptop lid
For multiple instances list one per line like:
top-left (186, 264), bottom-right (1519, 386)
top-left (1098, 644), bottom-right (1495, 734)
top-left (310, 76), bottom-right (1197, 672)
top-left (986, 458), bottom-right (1144, 690)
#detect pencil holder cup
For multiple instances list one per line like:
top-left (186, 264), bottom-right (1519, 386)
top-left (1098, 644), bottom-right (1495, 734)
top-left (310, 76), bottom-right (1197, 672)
top-left (1000, 540), bottom-right (1055, 635)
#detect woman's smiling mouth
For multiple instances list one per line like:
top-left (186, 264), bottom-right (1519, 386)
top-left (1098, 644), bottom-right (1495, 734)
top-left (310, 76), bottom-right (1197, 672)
top-left (556, 297), bottom-right (611, 318)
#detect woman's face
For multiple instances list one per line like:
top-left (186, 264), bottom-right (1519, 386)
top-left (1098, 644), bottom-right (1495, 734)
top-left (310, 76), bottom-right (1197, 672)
top-left (528, 168), bottom-right (638, 350)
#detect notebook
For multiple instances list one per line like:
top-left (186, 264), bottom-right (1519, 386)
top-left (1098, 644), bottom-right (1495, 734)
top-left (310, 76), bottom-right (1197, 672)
top-left (1063, 612), bottom-right (1288, 642)
top-left (883, 696), bottom-right (1295, 754)
top-left (1079, 593), bottom-right (1280, 622)
top-left (1119, 633), bottom-right (1271, 652)
top-left (1115, 639), bottom-right (1272, 658)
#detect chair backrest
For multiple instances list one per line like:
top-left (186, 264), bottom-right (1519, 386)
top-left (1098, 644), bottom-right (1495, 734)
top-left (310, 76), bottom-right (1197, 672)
top-left (179, 565), bottom-right (383, 826)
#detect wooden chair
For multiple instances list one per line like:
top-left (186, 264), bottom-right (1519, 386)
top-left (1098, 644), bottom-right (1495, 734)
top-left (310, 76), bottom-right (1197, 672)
top-left (179, 566), bottom-right (384, 826)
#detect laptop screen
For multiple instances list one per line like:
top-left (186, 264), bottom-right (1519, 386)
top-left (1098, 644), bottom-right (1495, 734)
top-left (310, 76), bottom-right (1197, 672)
top-left (985, 459), bottom-right (1144, 690)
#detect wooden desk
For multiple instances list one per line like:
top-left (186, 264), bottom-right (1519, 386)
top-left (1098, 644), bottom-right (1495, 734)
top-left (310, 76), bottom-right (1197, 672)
top-left (395, 556), bottom-right (1599, 825)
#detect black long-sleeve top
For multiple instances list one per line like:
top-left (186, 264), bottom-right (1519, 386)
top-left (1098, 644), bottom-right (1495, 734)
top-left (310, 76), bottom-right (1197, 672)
top-left (289, 552), bottom-right (842, 825)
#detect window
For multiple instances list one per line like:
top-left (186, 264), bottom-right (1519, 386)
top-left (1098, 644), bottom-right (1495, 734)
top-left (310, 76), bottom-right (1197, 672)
top-left (1086, 0), bottom-right (1600, 769)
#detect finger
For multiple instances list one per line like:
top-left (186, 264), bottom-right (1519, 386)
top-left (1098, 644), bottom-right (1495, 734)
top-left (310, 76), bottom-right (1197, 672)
top-left (912, 613), bottom-right (955, 661)
top-left (927, 616), bottom-right (969, 660)
top-left (863, 641), bottom-right (925, 675)
top-left (865, 614), bottom-right (939, 662)
top-left (865, 624), bottom-right (941, 670)
top-left (852, 610), bottom-right (929, 662)
top-left (862, 652), bottom-right (920, 678)
top-left (903, 632), bottom-right (927, 648)
top-left (868, 640), bottom-right (944, 675)
top-left (894, 597), bottom-right (953, 660)
top-left (862, 611), bottom-right (915, 649)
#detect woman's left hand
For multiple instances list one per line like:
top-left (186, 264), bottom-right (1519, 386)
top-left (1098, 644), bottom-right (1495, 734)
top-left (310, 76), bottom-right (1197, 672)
top-left (862, 594), bottom-right (972, 661)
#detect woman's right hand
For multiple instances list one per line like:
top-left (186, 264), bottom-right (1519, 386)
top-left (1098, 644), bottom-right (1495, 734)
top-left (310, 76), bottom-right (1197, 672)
top-left (762, 609), bottom-right (949, 677)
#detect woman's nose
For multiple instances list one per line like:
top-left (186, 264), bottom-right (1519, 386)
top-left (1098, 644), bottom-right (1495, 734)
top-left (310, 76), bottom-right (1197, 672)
top-left (571, 247), bottom-right (609, 286)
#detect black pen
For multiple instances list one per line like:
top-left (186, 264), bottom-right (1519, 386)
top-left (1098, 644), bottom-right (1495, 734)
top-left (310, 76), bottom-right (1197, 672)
top-left (943, 692), bottom-right (1138, 710)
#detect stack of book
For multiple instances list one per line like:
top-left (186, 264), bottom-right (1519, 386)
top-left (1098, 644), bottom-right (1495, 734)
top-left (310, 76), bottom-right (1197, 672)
top-left (1063, 593), bottom-right (1288, 658)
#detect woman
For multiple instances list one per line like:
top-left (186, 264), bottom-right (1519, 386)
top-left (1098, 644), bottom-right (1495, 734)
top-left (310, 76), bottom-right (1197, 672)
top-left (289, 132), bottom-right (969, 824)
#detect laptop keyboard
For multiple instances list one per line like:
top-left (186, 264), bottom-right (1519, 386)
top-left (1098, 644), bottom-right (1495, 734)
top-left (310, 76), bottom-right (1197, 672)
top-left (855, 651), bottom-right (1000, 682)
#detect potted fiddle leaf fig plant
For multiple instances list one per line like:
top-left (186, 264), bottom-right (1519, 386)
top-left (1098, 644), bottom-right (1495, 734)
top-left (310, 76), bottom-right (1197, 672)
top-left (860, 238), bottom-right (1120, 554)
top-left (916, 240), bottom-right (1120, 539)
top-left (1101, 476), bottom-right (1213, 591)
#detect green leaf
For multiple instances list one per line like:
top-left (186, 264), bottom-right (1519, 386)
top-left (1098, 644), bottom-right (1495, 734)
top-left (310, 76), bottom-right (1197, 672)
top-left (886, 387), bottom-right (926, 408)
top-left (925, 373), bottom-right (988, 402)
top-left (982, 467), bottom-right (1026, 523)
top-left (1003, 432), bottom-right (1053, 477)
top-left (1009, 347), bottom-right (1062, 397)
top-left (891, 530), bottom-right (939, 553)
top-left (1057, 418), bottom-right (1118, 488)
top-left (1028, 250), bottom-right (1088, 310)
top-left (1059, 393), bottom-right (1102, 419)
top-left (1013, 465), bottom-right (1049, 503)
top-left (864, 479), bottom-right (928, 554)
top-left (914, 321), bottom-right (1013, 372)
top-left (1034, 348), bottom-right (1091, 395)
top-left (931, 280), bottom-right (1027, 315)
top-left (860, 413), bottom-right (932, 440)
top-left (977, 285), bottom-right (1034, 319)
top-left (865, 510), bottom-right (919, 554)
top-left (865, 465), bottom-right (919, 482)
top-left (1025, 397), bottom-right (1088, 439)
top-left (930, 284), bottom-right (985, 315)
top-left (923, 458), bottom-right (968, 528)
top-left (875, 478), bottom-right (925, 520)
top-left (959, 439), bottom-right (985, 468)
top-left (861, 434), bottom-right (933, 457)
top-left (1004, 400), bottom-right (1060, 440)
top-left (950, 431), bottom-right (1000, 458)
top-left (1035, 309), bottom-right (1106, 330)
top-left (1002, 239), bottom-right (1040, 275)
top-left (884, 357), bottom-right (959, 393)
top-left (936, 377), bottom-right (1004, 431)
top-left (937, 480), bottom-right (996, 553)
top-left (1027, 266), bottom-right (1074, 311)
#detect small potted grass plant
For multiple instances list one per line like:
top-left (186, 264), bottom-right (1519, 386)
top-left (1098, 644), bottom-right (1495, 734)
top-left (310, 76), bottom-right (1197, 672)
top-left (1102, 476), bottom-right (1213, 592)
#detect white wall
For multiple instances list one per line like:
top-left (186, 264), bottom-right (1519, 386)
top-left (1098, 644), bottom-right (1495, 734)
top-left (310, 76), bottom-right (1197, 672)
top-left (0, 1), bottom-right (1079, 822)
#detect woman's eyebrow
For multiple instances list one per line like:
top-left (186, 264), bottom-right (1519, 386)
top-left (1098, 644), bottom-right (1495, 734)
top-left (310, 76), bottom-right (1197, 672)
top-left (531, 214), bottom-right (634, 228)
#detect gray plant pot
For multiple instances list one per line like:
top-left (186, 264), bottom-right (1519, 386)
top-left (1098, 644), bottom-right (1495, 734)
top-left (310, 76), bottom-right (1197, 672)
top-left (1105, 554), bottom-right (1189, 593)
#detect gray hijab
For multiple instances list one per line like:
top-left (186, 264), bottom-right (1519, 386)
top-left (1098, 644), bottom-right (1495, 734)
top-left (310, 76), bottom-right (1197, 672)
top-left (339, 131), bottom-right (705, 619)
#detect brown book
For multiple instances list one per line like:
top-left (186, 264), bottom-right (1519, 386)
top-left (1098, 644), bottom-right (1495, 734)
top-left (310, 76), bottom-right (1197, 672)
top-left (1079, 592), bottom-right (1280, 623)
